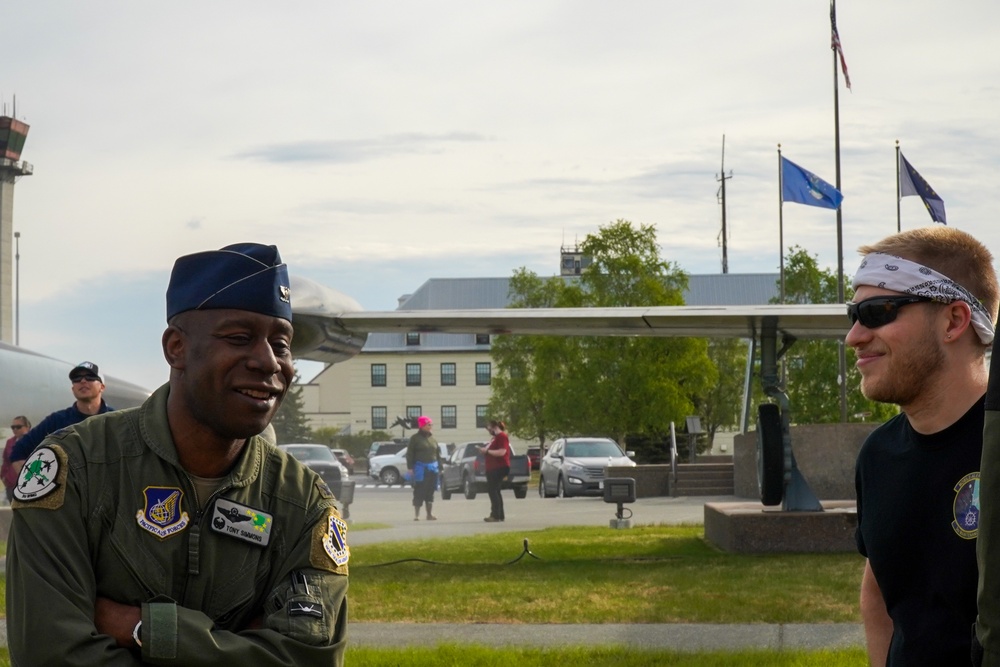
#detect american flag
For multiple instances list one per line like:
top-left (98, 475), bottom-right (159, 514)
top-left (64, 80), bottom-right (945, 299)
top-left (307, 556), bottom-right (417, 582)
top-left (830, 3), bottom-right (852, 90)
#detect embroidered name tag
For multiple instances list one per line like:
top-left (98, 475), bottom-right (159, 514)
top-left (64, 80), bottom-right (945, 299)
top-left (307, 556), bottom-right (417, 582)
top-left (211, 498), bottom-right (273, 547)
top-left (136, 486), bottom-right (191, 539)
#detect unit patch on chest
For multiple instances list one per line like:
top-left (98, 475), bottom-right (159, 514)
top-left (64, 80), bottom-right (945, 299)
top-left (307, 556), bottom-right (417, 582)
top-left (952, 472), bottom-right (981, 540)
top-left (136, 486), bottom-right (191, 539)
top-left (211, 498), bottom-right (273, 547)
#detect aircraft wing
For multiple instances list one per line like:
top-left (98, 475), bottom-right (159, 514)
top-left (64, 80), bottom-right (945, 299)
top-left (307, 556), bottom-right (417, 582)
top-left (337, 304), bottom-right (849, 339)
top-left (289, 274), bottom-right (850, 363)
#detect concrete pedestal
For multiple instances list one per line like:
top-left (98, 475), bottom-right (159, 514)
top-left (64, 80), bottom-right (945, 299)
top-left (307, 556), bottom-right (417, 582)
top-left (704, 500), bottom-right (857, 553)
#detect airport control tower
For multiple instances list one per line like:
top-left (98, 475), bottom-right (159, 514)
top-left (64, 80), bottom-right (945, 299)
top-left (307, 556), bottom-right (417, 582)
top-left (0, 115), bottom-right (32, 344)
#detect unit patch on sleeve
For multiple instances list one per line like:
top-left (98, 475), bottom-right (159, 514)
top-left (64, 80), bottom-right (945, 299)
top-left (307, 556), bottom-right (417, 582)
top-left (136, 486), bottom-right (191, 539)
top-left (310, 508), bottom-right (349, 575)
top-left (952, 472), bottom-right (981, 540)
top-left (211, 498), bottom-right (273, 547)
top-left (13, 445), bottom-right (68, 507)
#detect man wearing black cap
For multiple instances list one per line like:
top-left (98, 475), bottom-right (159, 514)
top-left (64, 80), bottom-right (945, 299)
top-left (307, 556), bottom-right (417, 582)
top-left (9, 360), bottom-right (113, 474)
top-left (6, 243), bottom-right (349, 666)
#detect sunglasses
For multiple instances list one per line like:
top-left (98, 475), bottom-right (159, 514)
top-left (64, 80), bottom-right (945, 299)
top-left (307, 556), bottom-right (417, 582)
top-left (10, 424), bottom-right (26, 431)
top-left (846, 295), bottom-right (936, 329)
top-left (71, 376), bottom-right (100, 384)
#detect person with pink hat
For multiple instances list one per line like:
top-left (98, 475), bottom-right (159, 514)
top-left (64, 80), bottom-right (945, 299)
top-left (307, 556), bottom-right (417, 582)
top-left (406, 416), bottom-right (441, 520)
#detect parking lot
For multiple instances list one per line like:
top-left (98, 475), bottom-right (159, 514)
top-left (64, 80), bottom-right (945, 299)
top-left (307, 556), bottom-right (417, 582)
top-left (343, 475), bottom-right (732, 546)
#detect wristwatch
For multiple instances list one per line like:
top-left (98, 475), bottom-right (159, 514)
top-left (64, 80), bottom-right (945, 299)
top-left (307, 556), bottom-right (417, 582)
top-left (132, 620), bottom-right (142, 648)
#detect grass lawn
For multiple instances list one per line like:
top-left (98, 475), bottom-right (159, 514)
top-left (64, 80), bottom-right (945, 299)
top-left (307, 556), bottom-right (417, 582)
top-left (346, 645), bottom-right (868, 666)
top-left (350, 524), bottom-right (865, 624)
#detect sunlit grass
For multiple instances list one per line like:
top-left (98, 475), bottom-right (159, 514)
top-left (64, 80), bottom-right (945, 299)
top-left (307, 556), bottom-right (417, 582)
top-left (346, 645), bottom-right (868, 666)
top-left (350, 524), bottom-right (864, 624)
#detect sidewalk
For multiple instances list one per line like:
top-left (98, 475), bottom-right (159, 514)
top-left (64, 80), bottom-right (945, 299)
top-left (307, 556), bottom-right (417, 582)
top-left (348, 622), bottom-right (865, 651)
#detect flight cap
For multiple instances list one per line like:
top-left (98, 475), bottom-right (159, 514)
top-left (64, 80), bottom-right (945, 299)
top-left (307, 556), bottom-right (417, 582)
top-left (166, 243), bottom-right (292, 321)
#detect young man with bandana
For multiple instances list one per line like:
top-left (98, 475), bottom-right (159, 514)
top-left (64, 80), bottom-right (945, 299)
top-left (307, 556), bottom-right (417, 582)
top-left (849, 227), bottom-right (998, 667)
top-left (6, 244), bottom-right (349, 666)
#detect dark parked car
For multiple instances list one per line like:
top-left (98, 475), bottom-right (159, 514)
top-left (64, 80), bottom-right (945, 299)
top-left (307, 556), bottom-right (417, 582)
top-left (526, 446), bottom-right (542, 471)
top-left (279, 444), bottom-right (355, 517)
top-left (440, 441), bottom-right (531, 500)
top-left (331, 448), bottom-right (355, 475)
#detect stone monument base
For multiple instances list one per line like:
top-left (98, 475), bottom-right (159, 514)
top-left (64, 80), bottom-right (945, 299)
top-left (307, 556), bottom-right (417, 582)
top-left (704, 500), bottom-right (857, 553)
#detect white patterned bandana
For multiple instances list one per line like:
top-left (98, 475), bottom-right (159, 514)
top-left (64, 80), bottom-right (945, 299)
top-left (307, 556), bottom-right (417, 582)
top-left (852, 252), bottom-right (995, 345)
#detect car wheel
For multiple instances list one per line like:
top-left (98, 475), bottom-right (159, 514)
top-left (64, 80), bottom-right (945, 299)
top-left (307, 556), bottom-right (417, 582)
top-left (513, 484), bottom-right (527, 499)
top-left (441, 479), bottom-right (452, 500)
top-left (539, 476), bottom-right (554, 498)
top-left (556, 476), bottom-right (567, 498)
top-left (380, 467), bottom-right (400, 485)
top-left (463, 474), bottom-right (477, 500)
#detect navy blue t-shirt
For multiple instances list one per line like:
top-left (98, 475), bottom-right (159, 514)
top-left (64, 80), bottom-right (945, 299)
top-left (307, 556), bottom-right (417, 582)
top-left (856, 397), bottom-right (984, 666)
top-left (11, 401), bottom-right (113, 461)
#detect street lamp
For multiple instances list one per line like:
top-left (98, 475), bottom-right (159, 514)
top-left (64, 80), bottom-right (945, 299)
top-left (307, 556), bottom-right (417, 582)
top-left (14, 231), bottom-right (19, 346)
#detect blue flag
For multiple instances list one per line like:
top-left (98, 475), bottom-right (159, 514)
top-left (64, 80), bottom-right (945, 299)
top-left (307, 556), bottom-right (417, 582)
top-left (898, 152), bottom-right (946, 224)
top-left (781, 157), bottom-right (844, 209)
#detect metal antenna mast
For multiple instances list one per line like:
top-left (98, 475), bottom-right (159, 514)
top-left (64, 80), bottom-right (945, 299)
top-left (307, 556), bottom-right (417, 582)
top-left (716, 135), bottom-right (734, 274)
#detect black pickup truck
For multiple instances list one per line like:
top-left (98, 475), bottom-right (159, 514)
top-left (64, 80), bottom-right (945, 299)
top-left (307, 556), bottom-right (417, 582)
top-left (439, 441), bottom-right (531, 500)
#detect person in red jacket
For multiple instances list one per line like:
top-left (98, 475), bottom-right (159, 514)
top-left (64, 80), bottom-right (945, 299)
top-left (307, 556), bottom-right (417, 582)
top-left (2, 415), bottom-right (31, 502)
top-left (479, 420), bottom-right (511, 522)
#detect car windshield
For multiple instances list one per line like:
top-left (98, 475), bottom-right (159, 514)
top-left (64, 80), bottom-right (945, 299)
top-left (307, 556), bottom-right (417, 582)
top-left (564, 440), bottom-right (623, 458)
top-left (284, 446), bottom-right (336, 463)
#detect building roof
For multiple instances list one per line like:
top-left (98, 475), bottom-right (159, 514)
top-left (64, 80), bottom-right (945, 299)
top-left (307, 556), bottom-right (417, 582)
top-left (364, 273), bottom-right (779, 351)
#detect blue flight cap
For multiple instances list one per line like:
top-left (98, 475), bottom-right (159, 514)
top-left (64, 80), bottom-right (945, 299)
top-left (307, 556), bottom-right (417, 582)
top-left (166, 243), bottom-right (292, 322)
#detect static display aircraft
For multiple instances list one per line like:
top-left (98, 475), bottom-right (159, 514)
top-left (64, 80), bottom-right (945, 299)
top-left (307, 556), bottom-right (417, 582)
top-left (289, 276), bottom-right (851, 511)
top-left (0, 274), bottom-right (851, 511)
top-left (1, 341), bottom-right (152, 423)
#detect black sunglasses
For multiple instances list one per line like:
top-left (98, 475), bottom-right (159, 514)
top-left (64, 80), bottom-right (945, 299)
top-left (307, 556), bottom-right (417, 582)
top-left (846, 295), bottom-right (936, 329)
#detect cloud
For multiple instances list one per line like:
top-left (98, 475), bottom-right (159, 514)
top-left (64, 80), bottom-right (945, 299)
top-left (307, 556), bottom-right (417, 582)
top-left (233, 132), bottom-right (491, 165)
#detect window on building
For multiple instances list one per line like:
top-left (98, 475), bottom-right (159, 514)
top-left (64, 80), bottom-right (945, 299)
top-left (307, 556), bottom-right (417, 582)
top-left (475, 334), bottom-right (490, 345)
top-left (406, 363), bottom-right (422, 386)
top-left (476, 405), bottom-right (488, 428)
top-left (406, 406), bottom-right (422, 423)
top-left (370, 363), bottom-right (387, 387)
top-left (440, 363), bottom-right (456, 386)
top-left (372, 406), bottom-right (387, 430)
top-left (441, 406), bottom-right (457, 429)
top-left (475, 362), bottom-right (491, 386)
top-left (406, 332), bottom-right (420, 346)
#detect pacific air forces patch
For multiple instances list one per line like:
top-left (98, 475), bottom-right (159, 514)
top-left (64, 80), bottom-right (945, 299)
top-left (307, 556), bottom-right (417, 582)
top-left (13, 445), bottom-right (68, 507)
top-left (310, 508), bottom-right (349, 575)
top-left (136, 486), bottom-right (191, 539)
top-left (952, 472), bottom-right (981, 540)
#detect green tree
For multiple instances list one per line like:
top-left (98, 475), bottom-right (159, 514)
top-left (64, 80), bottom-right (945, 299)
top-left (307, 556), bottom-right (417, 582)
top-left (491, 220), bottom-right (716, 448)
top-left (697, 338), bottom-right (763, 446)
top-left (489, 269), bottom-right (579, 446)
top-left (776, 246), bottom-right (897, 424)
top-left (272, 373), bottom-right (315, 443)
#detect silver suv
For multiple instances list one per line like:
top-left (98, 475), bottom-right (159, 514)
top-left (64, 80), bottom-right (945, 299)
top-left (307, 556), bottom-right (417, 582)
top-left (538, 437), bottom-right (636, 498)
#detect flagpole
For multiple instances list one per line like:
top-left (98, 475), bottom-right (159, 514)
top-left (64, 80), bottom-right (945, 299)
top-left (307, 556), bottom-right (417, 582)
top-left (831, 0), bottom-right (847, 423)
top-left (895, 140), bottom-right (902, 233)
top-left (778, 144), bottom-right (785, 303)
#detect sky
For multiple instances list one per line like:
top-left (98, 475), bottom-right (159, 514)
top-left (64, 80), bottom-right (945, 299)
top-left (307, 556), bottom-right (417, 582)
top-left (3, 0), bottom-right (1000, 392)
